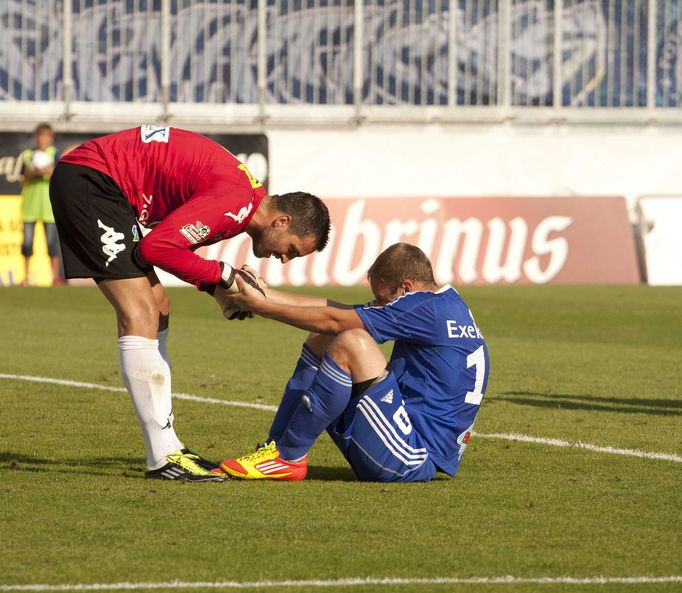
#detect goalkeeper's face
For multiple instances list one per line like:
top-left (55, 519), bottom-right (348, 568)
top-left (251, 225), bottom-right (316, 264)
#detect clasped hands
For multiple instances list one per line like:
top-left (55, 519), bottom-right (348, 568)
top-left (213, 263), bottom-right (267, 320)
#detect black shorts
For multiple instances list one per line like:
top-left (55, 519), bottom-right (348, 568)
top-left (49, 162), bottom-right (148, 280)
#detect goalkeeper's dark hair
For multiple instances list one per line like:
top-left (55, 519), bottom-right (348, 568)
top-left (368, 243), bottom-right (436, 292)
top-left (271, 191), bottom-right (331, 251)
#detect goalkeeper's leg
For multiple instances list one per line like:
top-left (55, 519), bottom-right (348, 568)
top-left (99, 276), bottom-right (185, 469)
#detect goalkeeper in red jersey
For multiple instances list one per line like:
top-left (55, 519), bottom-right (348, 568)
top-left (49, 125), bottom-right (330, 482)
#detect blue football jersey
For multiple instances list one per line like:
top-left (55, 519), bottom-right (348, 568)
top-left (355, 285), bottom-right (489, 476)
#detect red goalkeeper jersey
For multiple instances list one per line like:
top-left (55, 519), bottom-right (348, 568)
top-left (60, 125), bottom-right (266, 287)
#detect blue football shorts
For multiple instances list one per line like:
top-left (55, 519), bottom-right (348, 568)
top-left (327, 372), bottom-right (437, 482)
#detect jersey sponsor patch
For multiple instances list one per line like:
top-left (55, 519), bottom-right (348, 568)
top-left (179, 220), bottom-right (210, 244)
top-left (140, 125), bottom-right (170, 144)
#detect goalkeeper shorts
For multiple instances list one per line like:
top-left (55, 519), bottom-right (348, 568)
top-left (49, 162), bottom-right (148, 281)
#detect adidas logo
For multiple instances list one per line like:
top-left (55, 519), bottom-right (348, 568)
top-left (380, 389), bottom-right (394, 404)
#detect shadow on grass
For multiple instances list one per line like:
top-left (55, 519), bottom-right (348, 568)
top-left (495, 392), bottom-right (682, 416)
top-left (306, 465), bottom-right (356, 482)
top-left (0, 451), bottom-right (146, 478)
top-left (0, 452), bottom-right (360, 483)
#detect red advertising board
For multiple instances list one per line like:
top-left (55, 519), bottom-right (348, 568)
top-left (187, 196), bottom-right (640, 286)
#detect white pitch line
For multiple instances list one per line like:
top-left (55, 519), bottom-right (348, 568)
top-left (1, 373), bottom-right (681, 463)
top-left (0, 374), bottom-right (277, 413)
top-left (474, 432), bottom-right (682, 464)
top-left (1, 576), bottom-right (681, 591)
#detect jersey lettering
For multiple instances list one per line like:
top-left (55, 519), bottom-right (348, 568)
top-left (446, 319), bottom-right (482, 339)
top-left (138, 193), bottom-right (153, 223)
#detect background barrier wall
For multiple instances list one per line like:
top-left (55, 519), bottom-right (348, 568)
top-left (0, 196), bottom-right (52, 286)
top-left (153, 195), bottom-right (640, 287)
top-left (637, 195), bottom-right (682, 285)
top-left (265, 125), bottom-right (682, 218)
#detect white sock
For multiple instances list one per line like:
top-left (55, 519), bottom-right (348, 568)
top-left (118, 335), bottom-right (184, 469)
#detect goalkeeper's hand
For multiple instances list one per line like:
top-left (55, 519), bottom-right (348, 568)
top-left (219, 263), bottom-right (266, 296)
top-left (213, 263), bottom-right (266, 320)
top-left (213, 284), bottom-right (253, 320)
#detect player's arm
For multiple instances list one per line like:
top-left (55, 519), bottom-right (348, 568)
top-left (135, 192), bottom-right (250, 288)
top-left (230, 275), bottom-right (362, 334)
top-left (238, 265), bottom-right (344, 308)
top-left (263, 286), bottom-right (343, 308)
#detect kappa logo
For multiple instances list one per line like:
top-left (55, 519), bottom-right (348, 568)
top-left (97, 219), bottom-right (126, 266)
top-left (140, 125), bottom-right (170, 143)
top-left (380, 389), bottom-right (394, 404)
top-left (224, 202), bottom-right (253, 224)
top-left (179, 220), bottom-right (211, 245)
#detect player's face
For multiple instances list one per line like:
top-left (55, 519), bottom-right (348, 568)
top-left (369, 277), bottom-right (405, 306)
top-left (251, 226), bottom-right (317, 263)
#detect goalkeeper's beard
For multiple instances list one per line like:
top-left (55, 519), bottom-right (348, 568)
top-left (250, 226), bottom-right (275, 258)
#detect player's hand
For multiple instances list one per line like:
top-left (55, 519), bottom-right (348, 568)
top-left (224, 274), bottom-right (267, 314)
top-left (214, 263), bottom-right (266, 320)
top-left (213, 284), bottom-right (243, 319)
top-left (220, 263), bottom-right (266, 297)
top-left (240, 265), bottom-right (268, 292)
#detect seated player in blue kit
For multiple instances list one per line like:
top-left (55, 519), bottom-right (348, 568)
top-left (219, 243), bottom-right (489, 482)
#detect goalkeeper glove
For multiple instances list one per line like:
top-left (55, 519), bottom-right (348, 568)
top-left (212, 263), bottom-right (265, 320)
top-left (219, 263), bottom-right (266, 296)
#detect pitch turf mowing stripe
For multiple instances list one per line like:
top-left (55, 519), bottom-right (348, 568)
top-left (1, 576), bottom-right (681, 591)
top-left (1, 373), bottom-right (681, 464)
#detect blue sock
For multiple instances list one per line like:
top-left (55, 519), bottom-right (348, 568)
top-left (268, 344), bottom-right (321, 443)
top-left (277, 354), bottom-right (352, 461)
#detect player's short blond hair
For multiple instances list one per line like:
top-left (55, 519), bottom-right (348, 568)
top-left (367, 243), bottom-right (436, 292)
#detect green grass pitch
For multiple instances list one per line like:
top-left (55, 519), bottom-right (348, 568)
top-left (0, 284), bottom-right (680, 593)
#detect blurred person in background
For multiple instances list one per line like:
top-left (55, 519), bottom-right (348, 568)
top-left (220, 243), bottom-right (489, 483)
top-left (21, 123), bottom-right (63, 286)
top-left (49, 125), bottom-right (330, 483)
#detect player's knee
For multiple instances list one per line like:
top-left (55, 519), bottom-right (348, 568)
top-left (304, 333), bottom-right (334, 358)
top-left (117, 299), bottom-right (160, 335)
top-left (330, 328), bottom-right (374, 357)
